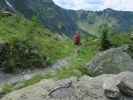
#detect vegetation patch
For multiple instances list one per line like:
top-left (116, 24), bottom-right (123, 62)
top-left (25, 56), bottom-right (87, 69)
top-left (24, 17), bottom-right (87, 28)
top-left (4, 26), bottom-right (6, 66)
top-left (0, 15), bottom-right (74, 73)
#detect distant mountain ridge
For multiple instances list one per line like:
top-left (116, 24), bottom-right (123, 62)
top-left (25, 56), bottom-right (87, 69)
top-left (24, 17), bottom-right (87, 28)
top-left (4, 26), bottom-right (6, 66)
top-left (1, 0), bottom-right (133, 36)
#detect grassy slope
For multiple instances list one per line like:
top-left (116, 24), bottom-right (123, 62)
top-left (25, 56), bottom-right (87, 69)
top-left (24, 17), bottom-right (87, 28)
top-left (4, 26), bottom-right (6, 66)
top-left (0, 15), bottom-right (74, 64)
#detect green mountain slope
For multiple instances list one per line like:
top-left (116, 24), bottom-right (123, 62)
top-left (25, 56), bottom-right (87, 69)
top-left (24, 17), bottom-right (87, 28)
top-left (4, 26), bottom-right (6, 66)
top-left (0, 14), bottom-right (74, 72)
top-left (1, 0), bottom-right (133, 36)
top-left (77, 9), bottom-right (133, 35)
top-left (0, 0), bottom-right (77, 36)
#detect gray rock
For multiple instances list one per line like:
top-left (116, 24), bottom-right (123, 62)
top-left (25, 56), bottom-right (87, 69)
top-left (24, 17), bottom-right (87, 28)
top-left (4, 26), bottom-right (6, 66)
top-left (13, 82), bottom-right (25, 90)
top-left (103, 76), bottom-right (121, 99)
top-left (51, 58), bottom-right (70, 69)
top-left (23, 74), bottom-right (32, 80)
top-left (118, 72), bottom-right (133, 96)
top-left (87, 46), bottom-right (133, 75)
top-left (2, 72), bottom-right (133, 100)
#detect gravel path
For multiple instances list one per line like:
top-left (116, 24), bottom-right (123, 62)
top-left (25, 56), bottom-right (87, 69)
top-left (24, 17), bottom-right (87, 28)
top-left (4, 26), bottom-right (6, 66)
top-left (51, 57), bottom-right (70, 69)
top-left (0, 57), bottom-right (71, 85)
top-left (0, 68), bottom-right (50, 85)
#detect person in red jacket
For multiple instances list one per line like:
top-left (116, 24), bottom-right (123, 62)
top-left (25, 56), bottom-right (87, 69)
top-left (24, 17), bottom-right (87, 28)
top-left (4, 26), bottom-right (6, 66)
top-left (73, 32), bottom-right (81, 46)
top-left (73, 32), bottom-right (81, 54)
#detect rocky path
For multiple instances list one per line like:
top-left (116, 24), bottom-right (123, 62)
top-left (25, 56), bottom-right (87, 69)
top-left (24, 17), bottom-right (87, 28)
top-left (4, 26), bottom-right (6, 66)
top-left (0, 57), bottom-right (71, 85)
top-left (51, 57), bottom-right (71, 69)
top-left (0, 68), bottom-right (50, 85)
top-left (0, 47), bottom-right (79, 85)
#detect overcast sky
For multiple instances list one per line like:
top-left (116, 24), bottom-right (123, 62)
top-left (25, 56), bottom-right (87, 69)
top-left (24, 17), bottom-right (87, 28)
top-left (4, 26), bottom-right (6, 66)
top-left (53, 0), bottom-right (133, 11)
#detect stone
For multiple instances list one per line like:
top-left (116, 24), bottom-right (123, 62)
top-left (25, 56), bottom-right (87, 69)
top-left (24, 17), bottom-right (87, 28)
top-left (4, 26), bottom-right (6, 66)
top-left (2, 72), bottom-right (133, 100)
top-left (118, 72), bottom-right (133, 96)
top-left (87, 46), bottom-right (133, 75)
top-left (103, 76), bottom-right (121, 99)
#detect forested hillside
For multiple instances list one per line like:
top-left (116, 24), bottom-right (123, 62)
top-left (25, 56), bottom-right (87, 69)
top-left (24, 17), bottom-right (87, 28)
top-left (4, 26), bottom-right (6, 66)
top-left (1, 0), bottom-right (133, 36)
top-left (0, 14), bottom-right (74, 72)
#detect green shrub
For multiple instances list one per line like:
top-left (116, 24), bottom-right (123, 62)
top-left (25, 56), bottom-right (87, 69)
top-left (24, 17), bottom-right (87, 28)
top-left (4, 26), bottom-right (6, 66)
top-left (100, 32), bottom-right (112, 50)
top-left (111, 34), bottom-right (132, 46)
top-left (0, 15), bottom-right (74, 73)
top-left (98, 24), bottom-right (112, 50)
top-left (1, 84), bottom-right (14, 94)
top-left (0, 39), bottom-right (46, 73)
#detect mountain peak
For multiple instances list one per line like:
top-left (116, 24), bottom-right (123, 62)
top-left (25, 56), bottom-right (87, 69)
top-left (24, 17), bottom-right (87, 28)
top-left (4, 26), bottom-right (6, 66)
top-left (40, 0), bottom-right (54, 4)
top-left (103, 8), bottom-right (114, 12)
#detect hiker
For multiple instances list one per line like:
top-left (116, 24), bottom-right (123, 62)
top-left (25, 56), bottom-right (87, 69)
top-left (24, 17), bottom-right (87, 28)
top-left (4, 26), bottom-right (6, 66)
top-left (73, 32), bottom-right (81, 54)
top-left (73, 32), bottom-right (81, 46)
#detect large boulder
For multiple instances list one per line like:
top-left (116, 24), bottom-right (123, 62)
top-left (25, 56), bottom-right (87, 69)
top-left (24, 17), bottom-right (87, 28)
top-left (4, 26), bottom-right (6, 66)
top-left (87, 46), bottom-right (133, 75)
top-left (103, 76), bottom-right (121, 99)
top-left (118, 72), bottom-right (133, 96)
top-left (2, 71), bottom-right (133, 100)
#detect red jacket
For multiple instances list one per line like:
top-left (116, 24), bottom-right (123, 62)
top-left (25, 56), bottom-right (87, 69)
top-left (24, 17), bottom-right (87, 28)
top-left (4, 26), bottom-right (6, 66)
top-left (73, 33), bottom-right (80, 45)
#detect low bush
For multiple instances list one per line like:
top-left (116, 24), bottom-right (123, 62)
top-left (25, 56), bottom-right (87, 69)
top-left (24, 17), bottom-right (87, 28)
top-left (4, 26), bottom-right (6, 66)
top-left (1, 84), bottom-right (14, 94)
top-left (0, 15), bottom-right (74, 73)
top-left (0, 39), bottom-right (46, 73)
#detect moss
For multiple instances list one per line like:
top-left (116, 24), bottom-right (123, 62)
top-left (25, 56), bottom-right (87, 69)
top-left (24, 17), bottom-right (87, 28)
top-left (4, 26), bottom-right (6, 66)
top-left (1, 84), bottom-right (14, 94)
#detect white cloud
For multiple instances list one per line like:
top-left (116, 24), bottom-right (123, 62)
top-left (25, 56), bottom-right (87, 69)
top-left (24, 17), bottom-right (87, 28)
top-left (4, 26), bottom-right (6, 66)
top-left (103, 0), bottom-right (133, 11)
top-left (53, 0), bottom-right (133, 11)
